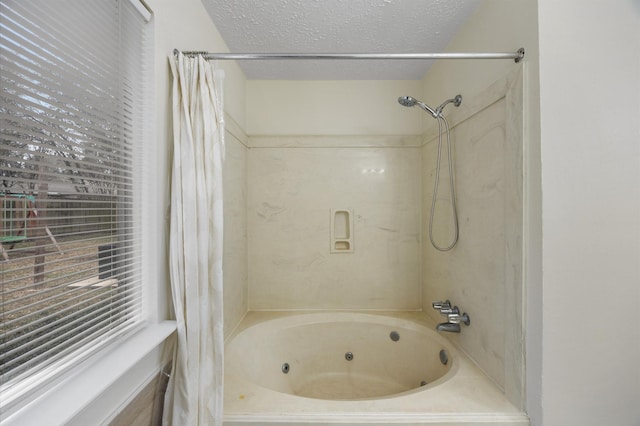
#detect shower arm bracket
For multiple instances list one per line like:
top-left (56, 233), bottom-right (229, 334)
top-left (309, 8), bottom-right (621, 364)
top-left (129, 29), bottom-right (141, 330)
top-left (435, 95), bottom-right (463, 116)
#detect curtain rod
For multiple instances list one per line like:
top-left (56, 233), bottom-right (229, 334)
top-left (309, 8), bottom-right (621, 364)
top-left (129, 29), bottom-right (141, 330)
top-left (174, 48), bottom-right (525, 63)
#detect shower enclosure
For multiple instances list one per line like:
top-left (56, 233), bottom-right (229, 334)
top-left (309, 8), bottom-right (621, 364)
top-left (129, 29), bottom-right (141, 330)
top-left (179, 48), bottom-right (527, 422)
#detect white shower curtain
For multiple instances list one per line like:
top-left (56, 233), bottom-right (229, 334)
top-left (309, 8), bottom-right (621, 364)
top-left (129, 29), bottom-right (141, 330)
top-left (165, 52), bottom-right (225, 425)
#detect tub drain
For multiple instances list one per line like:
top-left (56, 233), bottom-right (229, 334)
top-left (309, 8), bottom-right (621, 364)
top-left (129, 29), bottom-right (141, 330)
top-left (281, 363), bottom-right (290, 374)
top-left (390, 331), bottom-right (400, 341)
top-left (345, 352), bottom-right (354, 361)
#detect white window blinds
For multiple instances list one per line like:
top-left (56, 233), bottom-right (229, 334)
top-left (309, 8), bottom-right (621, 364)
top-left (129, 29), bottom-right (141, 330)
top-left (0, 0), bottom-right (150, 393)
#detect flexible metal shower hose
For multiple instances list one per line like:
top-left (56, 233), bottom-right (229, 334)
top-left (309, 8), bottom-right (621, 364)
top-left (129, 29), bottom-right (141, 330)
top-left (429, 115), bottom-right (459, 251)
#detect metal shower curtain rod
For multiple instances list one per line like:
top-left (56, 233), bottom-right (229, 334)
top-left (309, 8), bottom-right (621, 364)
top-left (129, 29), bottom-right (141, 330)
top-left (174, 48), bottom-right (525, 63)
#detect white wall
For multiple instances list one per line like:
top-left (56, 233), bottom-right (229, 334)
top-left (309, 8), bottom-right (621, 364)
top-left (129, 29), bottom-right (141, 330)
top-left (538, 1), bottom-right (640, 425)
top-left (247, 80), bottom-right (423, 135)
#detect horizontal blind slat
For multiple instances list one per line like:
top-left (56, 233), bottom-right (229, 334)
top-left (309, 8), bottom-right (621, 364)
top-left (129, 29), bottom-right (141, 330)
top-left (2, 312), bottom-right (142, 377)
top-left (1, 130), bottom-right (135, 173)
top-left (0, 98), bottom-right (131, 156)
top-left (1, 252), bottom-right (142, 294)
top-left (1, 3), bottom-right (121, 86)
top-left (1, 292), bottom-right (143, 361)
top-left (1, 252), bottom-right (142, 297)
top-left (1, 0), bottom-right (148, 386)
top-left (1, 269), bottom-right (143, 325)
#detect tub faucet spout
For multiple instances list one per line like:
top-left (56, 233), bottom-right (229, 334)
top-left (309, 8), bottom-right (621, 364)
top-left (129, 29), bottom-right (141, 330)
top-left (432, 299), bottom-right (471, 333)
top-left (436, 322), bottom-right (461, 333)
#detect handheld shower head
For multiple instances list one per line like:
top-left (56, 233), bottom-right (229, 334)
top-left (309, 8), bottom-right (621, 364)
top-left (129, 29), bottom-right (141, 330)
top-left (398, 96), bottom-right (418, 107)
top-left (398, 95), bottom-right (462, 118)
top-left (397, 96), bottom-right (438, 118)
top-left (397, 93), bottom-right (463, 251)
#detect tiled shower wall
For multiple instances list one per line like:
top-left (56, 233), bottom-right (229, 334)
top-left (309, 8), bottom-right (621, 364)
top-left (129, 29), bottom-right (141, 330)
top-left (247, 137), bottom-right (422, 310)
top-left (422, 69), bottom-right (524, 408)
top-left (223, 118), bottom-right (249, 337)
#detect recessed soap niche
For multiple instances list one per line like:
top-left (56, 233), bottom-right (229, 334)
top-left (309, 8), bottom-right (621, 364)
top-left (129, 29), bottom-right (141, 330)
top-left (330, 209), bottom-right (353, 253)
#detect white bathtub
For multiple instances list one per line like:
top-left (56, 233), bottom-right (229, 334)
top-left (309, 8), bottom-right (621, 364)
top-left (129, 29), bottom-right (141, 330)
top-left (224, 312), bottom-right (529, 425)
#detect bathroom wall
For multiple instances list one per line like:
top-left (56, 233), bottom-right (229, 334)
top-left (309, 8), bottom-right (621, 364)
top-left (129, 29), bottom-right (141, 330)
top-left (420, 0), bottom-right (538, 414)
top-left (222, 116), bottom-right (249, 336)
top-left (247, 80), bottom-right (423, 136)
top-left (246, 80), bottom-right (424, 310)
top-left (421, 68), bottom-right (524, 408)
top-left (537, 1), bottom-right (640, 425)
top-left (248, 140), bottom-right (422, 310)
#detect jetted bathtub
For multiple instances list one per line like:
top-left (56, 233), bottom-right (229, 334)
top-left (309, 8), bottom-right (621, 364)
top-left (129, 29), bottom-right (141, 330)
top-left (224, 312), bottom-right (529, 425)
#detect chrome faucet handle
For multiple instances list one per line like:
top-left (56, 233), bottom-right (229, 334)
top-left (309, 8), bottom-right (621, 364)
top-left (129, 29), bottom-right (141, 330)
top-left (440, 305), bottom-right (459, 315)
top-left (432, 300), bottom-right (451, 310)
top-left (447, 312), bottom-right (471, 326)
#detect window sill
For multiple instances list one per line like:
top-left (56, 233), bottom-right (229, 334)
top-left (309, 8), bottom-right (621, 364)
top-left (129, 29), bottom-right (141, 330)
top-left (2, 321), bottom-right (176, 426)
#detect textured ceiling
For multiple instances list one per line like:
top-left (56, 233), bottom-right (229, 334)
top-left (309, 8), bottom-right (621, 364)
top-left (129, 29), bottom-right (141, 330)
top-left (201, 0), bottom-right (481, 80)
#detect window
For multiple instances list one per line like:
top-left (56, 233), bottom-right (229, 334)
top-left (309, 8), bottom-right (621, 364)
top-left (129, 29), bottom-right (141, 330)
top-left (1, 0), bottom-right (151, 405)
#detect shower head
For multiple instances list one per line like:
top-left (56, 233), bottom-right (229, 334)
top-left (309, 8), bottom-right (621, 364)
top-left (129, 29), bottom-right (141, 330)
top-left (397, 96), bottom-right (438, 118)
top-left (398, 94), bottom-right (462, 118)
top-left (398, 96), bottom-right (418, 107)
